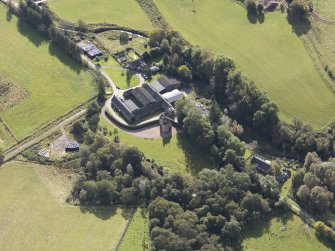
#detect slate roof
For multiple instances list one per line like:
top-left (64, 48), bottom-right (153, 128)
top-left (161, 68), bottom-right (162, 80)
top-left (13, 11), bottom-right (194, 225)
top-left (157, 76), bottom-right (181, 88)
top-left (251, 156), bottom-right (272, 174)
top-left (151, 81), bottom-right (165, 93)
top-left (66, 141), bottom-right (80, 150)
top-left (130, 87), bottom-right (156, 107)
top-left (276, 172), bottom-right (289, 183)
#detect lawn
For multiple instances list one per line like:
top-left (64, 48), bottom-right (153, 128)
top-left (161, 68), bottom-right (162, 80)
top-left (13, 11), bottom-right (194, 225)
top-left (119, 208), bottom-right (151, 251)
top-left (48, 0), bottom-right (153, 31)
top-left (154, 0), bottom-right (335, 128)
top-left (103, 68), bottom-right (140, 90)
top-left (242, 212), bottom-right (332, 251)
top-left (0, 5), bottom-right (95, 140)
top-left (0, 162), bottom-right (128, 251)
top-left (100, 118), bottom-right (214, 174)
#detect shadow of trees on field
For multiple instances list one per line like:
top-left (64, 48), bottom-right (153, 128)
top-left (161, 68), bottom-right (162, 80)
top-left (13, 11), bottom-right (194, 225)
top-left (48, 43), bottom-right (82, 74)
top-left (17, 19), bottom-right (45, 47)
top-left (176, 132), bottom-right (214, 174)
top-left (247, 13), bottom-right (257, 24)
top-left (287, 16), bottom-right (312, 36)
top-left (6, 9), bottom-right (13, 22)
top-left (80, 205), bottom-right (134, 221)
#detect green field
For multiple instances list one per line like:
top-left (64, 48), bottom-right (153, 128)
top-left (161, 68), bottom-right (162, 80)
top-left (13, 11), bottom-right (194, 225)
top-left (242, 213), bottom-right (332, 250)
top-left (155, 0), bottom-right (335, 128)
top-left (100, 118), bottom-right (214, 174)
top-left (0, 122), bottom-right (16, 150)
top-left (48, 0), bottom-right (153, 31)
top-left (0, 5), bottom-right (95, 140)
top-left (103, 68), bottom-right (140, 89)
top-left (0, 162), bottom-right (128, 251)
top-left (119, 208), bottom-right (151, 251)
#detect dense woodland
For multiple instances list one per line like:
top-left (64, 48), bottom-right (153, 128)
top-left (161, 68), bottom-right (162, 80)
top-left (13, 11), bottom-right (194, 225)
top-left (72, 127), bottom-right (282, 250)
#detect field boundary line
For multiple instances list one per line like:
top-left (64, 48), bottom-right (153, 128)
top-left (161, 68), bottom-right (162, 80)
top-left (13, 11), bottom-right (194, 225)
top-left (113, 208), bottom-right (136, 251)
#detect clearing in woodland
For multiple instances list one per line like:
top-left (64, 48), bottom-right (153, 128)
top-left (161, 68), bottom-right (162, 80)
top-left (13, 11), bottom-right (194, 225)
top-left (0, 162), bottom-right (128, 251)
top-left (0, 5), bottom-right (95, 140)
top-left (48, 0), bottom-right (153, 31)
top-left (155, 0), bottom-right (335, 128)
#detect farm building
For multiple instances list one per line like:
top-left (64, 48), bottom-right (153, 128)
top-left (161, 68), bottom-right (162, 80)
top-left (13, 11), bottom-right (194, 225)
top-left (112, 83), bottom-right (173, 123)
top-left (276, 172), bottom-right (289, 183)
top-left (162, 89), bottom-right (185, 104)
top-left (77, 42), bottom-right (102, 58)
top-left (111, 76), bottom-right (184, 123)
top-left (251, 156), bottom-right (272, 174)
top-left (151, 76), bottom-right (181, 94)
top-left (128, 59), bottom-right (148, 72)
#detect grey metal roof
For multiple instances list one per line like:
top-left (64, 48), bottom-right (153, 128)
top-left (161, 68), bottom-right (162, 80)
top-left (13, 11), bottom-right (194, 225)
top-left (130, 87), bottom-right (156, 107)
top-left (111, 96), bottom-right (134, 122)
top-left (124, 99), bottom-right (139, 112)
top-left (151, 80), bottom-right (165, 93)
top-left (157, 76), bottom-right (181, 88)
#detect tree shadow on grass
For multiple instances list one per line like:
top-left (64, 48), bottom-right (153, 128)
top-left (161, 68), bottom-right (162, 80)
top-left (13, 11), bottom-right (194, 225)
top-left (80, 205), bottom-right (134, 221)
top-left (80, 205), bottom-right (118, 220)
top-left (17, 19), bottom-right (45, 47)
top-left (258, 13), bottom-right (265, 24)
top-left (287, 16), bottom-right (312, 36)
top-left (48, 43), bottom-right (82, 74)
top-left (6, 9), bottom-right (13, 22)
top-left (176, 132), bottom-right (214, 174)
top-left (247, 13), bottom-right (258, 24)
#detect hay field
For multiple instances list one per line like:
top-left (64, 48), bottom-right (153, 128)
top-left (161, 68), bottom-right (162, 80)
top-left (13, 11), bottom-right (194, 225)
top-left (0, 162), bottom-right (128, 251)
top-left (155, 0), bottom-right (335, 128)
top-left (48, 0), bottom-right (152, 30)
top-left (0, 5), bottom-right (95, 140)
top-left (242, 213), bottom-right (332, 250)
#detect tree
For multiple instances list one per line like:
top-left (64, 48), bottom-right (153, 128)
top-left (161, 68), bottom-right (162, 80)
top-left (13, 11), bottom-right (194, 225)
top-left (149, 29), bottom-right (165, 47)
top-left (72, 121), bottom-right (85, 139)
top-left (77, 19), bottom-right (88, 32)
top-left (123, 147), bottom-right (143, 175)
top-left (177, 65), bottom-right (192, 82)
top-left (257, 4), bottom-right (264, 14)
top-left (221, 217), bottom-right (241, 243)
top-left (119, 32), bottom-right (129, 44)
top-left (288, 0), bottom-right (309, 21)
top-left (0, 147), bottom-right (4, 164)
top-left (246, 0), bottom-right (257, 16)
top-left (86, 102), bottom-right (101, 131)
top-left (297, 185), bottom-right (310, 202)
top-left (310, 186), bottom-right (333, 213)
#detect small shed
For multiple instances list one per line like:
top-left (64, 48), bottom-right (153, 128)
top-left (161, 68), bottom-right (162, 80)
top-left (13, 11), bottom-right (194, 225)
top-left (276, 172), bottom-right (289, 183)
top-left (65, 141), bottom-right (80, 152)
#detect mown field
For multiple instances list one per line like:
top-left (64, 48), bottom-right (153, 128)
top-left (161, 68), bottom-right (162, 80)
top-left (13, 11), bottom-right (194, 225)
top-left (100, 118), bottom-right (214, 174)
top-left (242, 213), bottom-right (332, 250)
top-left (154, 0), bottom-right (335, 128)
top-left (48, 0), bottom-right (152, 31)
top-left (0, 5), bottom-right (95, 140)
top-left (0, 162), bottom-right (128, 251)
top-left (119, 208), bottom-right (151, 251)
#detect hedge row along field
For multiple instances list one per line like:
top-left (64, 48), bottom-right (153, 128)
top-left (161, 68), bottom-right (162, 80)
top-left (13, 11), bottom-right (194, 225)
top-left (0, 5), bottom-right (95, 140)
top-left (0, 162), bottom-right (128, 251)
top-left (154, 0), bottom-right (335, 128)
top-left (47, 0), bottom-right (153, 31)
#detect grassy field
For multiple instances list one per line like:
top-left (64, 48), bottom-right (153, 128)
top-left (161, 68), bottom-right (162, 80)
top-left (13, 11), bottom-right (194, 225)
top-left (0, 162), bottom-right (128, 251)
top-left (242, 213), bottom-right (332, 250)
top-left (154, 0), bottom-right (335, 128)
top-left (103, 68), bottom-right (140, 89)
top-left (48, 0), bottom-right (153, 30)
top-left (308, 0), bottom-right (335, 73)
top-left (0, 122), bottom-right (16, 150)
top-left (119, 208), bottom-right (151, 251)
top-left (100, 118), bottom-right (214, 174)
top-left (0, 5), bottom-right (95, 140)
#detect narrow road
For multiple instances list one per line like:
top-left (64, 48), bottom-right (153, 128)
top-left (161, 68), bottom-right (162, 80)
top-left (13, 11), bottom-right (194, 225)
top-left (3, 109), bottom-right (86, 163)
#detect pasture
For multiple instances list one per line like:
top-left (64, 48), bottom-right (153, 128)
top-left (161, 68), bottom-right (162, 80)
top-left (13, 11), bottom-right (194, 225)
top-left (100, 118), bottom-right (214, 174)
top-left (154, 0), bottom-right (335, 128)
top-left (0, 122), bottom-right (16, 149)
top-left (48, 0), bottom-right (153, 31)
top-left (0, 162), bottom-right (128, 251)
top-left (242, 213), bottom-right (332, 250)
top-left (0, 5), bottom-right (95, 140)
top-left (119, 208), bottom-right (151, 251)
